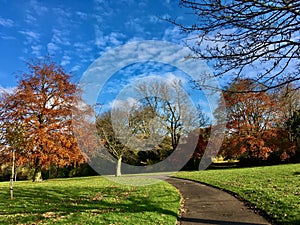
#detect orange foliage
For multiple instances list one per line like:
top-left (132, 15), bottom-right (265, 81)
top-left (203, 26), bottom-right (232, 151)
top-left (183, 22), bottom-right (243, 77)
top-left (219, 79), bottom-right (296, 161)
top-left (0, 59), bottom-right (86, 174)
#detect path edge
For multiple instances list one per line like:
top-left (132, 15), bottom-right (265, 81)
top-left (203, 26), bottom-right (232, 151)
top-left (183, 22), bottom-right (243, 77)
top-left (168, 176), bottom-right (276, 225)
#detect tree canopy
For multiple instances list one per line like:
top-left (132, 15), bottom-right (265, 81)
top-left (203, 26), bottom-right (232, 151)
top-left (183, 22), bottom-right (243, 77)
top-left (218, 78), bottom-right (299, 163)
top-left (0, 59), bottom-right (85, 181)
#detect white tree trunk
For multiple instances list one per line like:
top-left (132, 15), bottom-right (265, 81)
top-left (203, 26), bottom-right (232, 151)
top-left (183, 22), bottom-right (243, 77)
top-left (10, 150), bottom-right (15, 199)
top-left (116, 157), bottom-right (122, 177)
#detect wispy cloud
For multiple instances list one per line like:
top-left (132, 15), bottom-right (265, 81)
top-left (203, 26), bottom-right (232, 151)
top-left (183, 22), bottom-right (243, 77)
top-left (76, 11), bottom-right (88, 20)
top-left (29, 0), bottom-right (48, 16)
top-left (61, 55), bottom-right (71, 66)
top-left (53, 7), bottom-right (72, 18)
top-left (24, 12), bottom-right (37, 25)
top-left (19, 30), bottom-right (40, 43)
top-left (47, 42), bottom-right (60, 55)
top-left (125, 17), bottom-right (145, 34)
top-left (0, 17), bottom-right (14, 27)
top-left (0, 34), bottom-right (16, 40)
top-left (71, 65), bottom-right (81, 72)
top-left (148, 15), bottom-right (161, 24)
top-left (109, 97), bottom-right (138, 110)
top-left (94, 26), bottom-right (125, 48)
top-left (51, 28), bottom-right (71, 46)
top-left (31, 45), bottom-right (43, 57)
top-left (162, 27), bottom-right (185, 43)
top-left (94, 0), bottom-right (114, 18)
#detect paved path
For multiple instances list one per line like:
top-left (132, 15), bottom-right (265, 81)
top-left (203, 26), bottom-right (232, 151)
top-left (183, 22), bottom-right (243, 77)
top-left (166, 178), bottom-right (272, 225)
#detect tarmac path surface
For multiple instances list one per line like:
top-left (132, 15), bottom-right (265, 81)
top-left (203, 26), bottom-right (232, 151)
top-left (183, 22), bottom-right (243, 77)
top-left (166, 178), bottom-right (272, 225)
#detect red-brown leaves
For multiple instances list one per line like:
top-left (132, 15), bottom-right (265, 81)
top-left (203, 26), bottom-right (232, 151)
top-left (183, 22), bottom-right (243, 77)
top-left (0, 59), bottom-right (85, 172)
top-left (220, 79), bottom-right (297, 161)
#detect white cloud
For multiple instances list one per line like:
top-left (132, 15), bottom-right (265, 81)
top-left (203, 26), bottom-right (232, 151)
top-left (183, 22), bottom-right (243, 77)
top-left (53, 7), bottom-right (71, 18)
top-left (31, 45), bottom-right (43, 57)
top-left (0, 17), bottom-right (14, 27)
top-left (47, 42), bottom-right (60, 55)
top-left (19, 30), bottom-right (40, 43)
top-left (30, 0), bottom-right (48, 16)
top-left (162, 27), bottom-right (185, 43)
top-left (165, 72), bottom-right (187, 85)
top-left (61, 55), bottom-right (71, 66)
top-left (94, 26), bottom-right (125, 48)
top-left (125, 17), bottom-right (144, 34)
top-left (71, 65), bottom-right (81, 72)
top-left (94, 0), bottom-right (105, 4)
top-left (51, 28), bottom-right (71, 46)
top-left (24, 12), bottom-right (37, 25)
top-left (148, 15), bottom-right (161, 23)
top-left (76, 11), bottom-right (88, 20)
top-left (110, 97), bottom-right (139, 110)
top-left (0, 34), bottom-right (16, 40)
top-left (95, 28), bottom-right (105, 47)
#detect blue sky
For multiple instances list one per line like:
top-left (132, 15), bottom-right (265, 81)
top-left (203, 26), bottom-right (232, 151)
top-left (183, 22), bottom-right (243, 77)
top-left (0, 0), bottom-right (195, 89)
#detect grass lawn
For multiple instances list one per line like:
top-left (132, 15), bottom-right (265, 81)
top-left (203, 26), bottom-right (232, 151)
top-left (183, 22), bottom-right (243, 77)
top-left (175, 163), bottom-right (300, 225)
top-left (0, 176), bottom-right (181, 225)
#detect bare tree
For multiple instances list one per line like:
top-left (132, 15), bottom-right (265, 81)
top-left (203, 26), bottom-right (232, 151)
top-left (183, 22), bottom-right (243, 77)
top-left (170, 0), bottom-right (300, 91)
top-left (135, 79), bottom-right (206, 150)
top-left (96, 109), bottom-right (133, 177)
top-left (95, 79), bottom-right (209, 175)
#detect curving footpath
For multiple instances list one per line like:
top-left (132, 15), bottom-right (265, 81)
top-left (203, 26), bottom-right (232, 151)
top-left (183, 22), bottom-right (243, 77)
top-left (166, 178), bottom-right (272, 225)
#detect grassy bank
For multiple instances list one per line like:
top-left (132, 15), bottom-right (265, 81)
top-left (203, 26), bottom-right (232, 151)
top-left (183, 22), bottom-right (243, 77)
top-left (0, 176), bottom-right (180, 224)
top-left (175, 163), bottom-right (300, 225)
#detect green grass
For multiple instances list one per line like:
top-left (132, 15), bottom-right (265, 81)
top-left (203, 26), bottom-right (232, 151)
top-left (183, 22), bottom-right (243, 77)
top-left (175, 163), bottom-right (300, 225)
top-left (0, 176), bottom-right (181, 225)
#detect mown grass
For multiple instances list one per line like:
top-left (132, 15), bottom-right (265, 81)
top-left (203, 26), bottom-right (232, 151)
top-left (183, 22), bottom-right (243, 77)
top-left (175, 163), bottom-right (300, 225)
top-left (0, 176), bottom-right (181, 225)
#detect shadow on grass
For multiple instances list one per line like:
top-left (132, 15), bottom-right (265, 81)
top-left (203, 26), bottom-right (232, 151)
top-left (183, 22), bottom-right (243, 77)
top-left (0, 183), bottom-right (178, 224)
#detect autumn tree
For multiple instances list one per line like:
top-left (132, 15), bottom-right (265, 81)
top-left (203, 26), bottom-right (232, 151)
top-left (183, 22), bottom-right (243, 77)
top-left (170, 0), bottom-right (300, 91)
top-left (0, 59), bottom-right (85, 182)
top-left (219, 79), bottom-right (296, 163)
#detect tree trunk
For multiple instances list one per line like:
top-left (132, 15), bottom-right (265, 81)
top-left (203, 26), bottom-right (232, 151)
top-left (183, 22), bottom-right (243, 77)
top-left (295, 137), bottom-right (300, 162)
top-left (32, 166), bottom-right (43, 182)
top-left (14, 169), bottom-right (17, 182)
top-left (115, 157), bottom-right (122, 177)
top-left (10, 150), bottom-right (15, 199)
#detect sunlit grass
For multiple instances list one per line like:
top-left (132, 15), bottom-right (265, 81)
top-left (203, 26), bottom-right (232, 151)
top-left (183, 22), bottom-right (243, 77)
top-left (0, 176), bottom-right (180, 224)
top-left (175, 163), bottom-right (300, 225)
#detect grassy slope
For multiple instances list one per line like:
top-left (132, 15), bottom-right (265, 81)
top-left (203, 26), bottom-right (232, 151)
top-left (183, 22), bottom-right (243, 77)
top-left (0, 176), bottom-right (180, 225)
top-left (175, 163), bottom-right (300, 225)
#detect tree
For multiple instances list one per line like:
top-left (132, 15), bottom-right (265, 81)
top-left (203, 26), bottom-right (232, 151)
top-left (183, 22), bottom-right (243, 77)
top-left (96, 110), bottom-right (132, 177)
top-left (135, 79), bottom-right (202, 150)
top-left (219, 79), bottom-right (296, 163)
top-left (170, 0), bottom-right (300, 91)
top-left (287, 109), bottom-right (300, 161)
top-left (95, 79), bottom-right (209, 175)
top-left (0, 59), bottom-right (85, 182)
